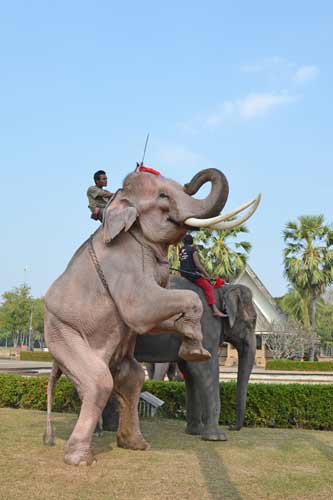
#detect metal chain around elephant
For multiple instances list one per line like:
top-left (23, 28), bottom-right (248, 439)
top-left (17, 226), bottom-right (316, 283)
top-left (88, 235), bottom-right (113, 299)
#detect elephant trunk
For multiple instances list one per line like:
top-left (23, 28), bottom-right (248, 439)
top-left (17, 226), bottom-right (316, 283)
top-left (183, 168), bottom-right (229, 219)
top-left (230, 332), bottom-right (256, 431)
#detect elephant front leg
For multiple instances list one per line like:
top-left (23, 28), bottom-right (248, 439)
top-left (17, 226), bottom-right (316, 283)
top-left (183, 355), bottom-right (227, 441)
top-left (113, 357), bottom-right (149, 450)
top-left (129, 287), bottom-right (211, 362)
top-left (178, 360), bottom-right (203, 436)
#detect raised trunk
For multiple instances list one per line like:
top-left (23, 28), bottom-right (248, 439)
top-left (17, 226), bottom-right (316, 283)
top-left (183, 168), bottom-right (229, 219)
top-left (230, 333), bottom-right (256, 430)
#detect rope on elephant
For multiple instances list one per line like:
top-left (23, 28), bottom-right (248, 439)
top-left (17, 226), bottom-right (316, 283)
top-left (88, 235), bottom-right (113, 298)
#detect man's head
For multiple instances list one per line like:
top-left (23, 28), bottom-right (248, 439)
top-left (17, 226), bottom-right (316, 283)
top-left (183, 234), bottom-right (193, 245)
top-left (94, 170), bottom-right (107, 188)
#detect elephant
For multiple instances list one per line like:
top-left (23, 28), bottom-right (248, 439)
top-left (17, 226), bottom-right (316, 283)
top-left (145, 361), bottom-right (180, 381)
top-left (43, 166), bottom-right (260, 465)
top-left (102, 277), bottom-right (257, 441)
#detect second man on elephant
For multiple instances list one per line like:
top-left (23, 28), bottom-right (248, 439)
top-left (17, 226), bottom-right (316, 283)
top-left (179, 234), bottom-right (227, 318)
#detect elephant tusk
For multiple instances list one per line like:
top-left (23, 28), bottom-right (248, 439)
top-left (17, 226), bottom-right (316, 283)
top-left (207, 193), bottom-right (261, 230)
top-left (184, 194), bottom-right (261, 228)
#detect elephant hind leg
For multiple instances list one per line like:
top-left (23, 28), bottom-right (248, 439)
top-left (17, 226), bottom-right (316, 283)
top-left (114, 357), bottom-right (149, 450)
top-left (48, 331), bottom-right (114, 465)
top-left (43, 361), bottom-right (62, 446)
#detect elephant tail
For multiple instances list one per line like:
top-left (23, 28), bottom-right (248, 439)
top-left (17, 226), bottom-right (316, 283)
top-left (43, 361), bottom-right (62, 446)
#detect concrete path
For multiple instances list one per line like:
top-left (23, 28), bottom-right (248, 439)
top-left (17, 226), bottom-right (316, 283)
top-left (0, 359), bottom-right (52, 374)
top-left (219, 367), bottom-right (333, 384)
top-left (1, 358), bottom-right (333, 383)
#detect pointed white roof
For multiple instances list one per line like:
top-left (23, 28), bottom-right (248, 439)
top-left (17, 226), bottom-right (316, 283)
top-left (232, 264), bottom-right (286, 331)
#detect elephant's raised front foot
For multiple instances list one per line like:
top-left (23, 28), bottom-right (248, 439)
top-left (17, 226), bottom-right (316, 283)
top-left (178, 339), bottom-right (211, 362)
top-left (64, 444), bottom-right (96, 466)
top-left (117, 432), bottom-right (150, 451)
top-left (185, 423), bottom-right (203, 436)
top-left (201, 426), bottom-right (228, 441)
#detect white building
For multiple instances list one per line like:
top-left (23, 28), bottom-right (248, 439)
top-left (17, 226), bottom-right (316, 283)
top-left (222, 264), bottom-right (287, 367)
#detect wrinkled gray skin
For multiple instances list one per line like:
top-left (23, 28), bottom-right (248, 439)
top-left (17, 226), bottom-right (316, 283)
top-left (102, 278), bottom-right (257, 441)
top-left (43, 168), bottom-right (229, 465)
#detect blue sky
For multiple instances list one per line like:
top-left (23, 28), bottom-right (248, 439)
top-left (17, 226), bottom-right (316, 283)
top-left (1, 1), bottom-right (332, 298)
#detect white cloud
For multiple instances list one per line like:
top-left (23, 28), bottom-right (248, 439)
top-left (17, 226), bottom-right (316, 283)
top-left (293, 65), bottom-right (319, 84)
top-left (205, 92), bottom-right (298, 125)
top-left (238, 92), bottom-right (298, 119)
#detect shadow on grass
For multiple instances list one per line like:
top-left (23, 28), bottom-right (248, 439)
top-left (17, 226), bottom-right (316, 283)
top-left (195, 445), bottom-right (243, 500)
top-left (306, 435), bottom-right (333, 461)
top-left (141, 418), bottom-right (243, 500)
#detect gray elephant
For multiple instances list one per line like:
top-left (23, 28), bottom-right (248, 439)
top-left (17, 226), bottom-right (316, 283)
top-left (145, 362), bottom-right (179, 381)
top-left (102, 277), bottom-right (257, 441)
top-left (43, 166), bottom-right (260, 465)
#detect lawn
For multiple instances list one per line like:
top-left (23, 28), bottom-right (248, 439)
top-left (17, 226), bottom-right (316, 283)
top-left (0, 409), bottom-right (333, 500)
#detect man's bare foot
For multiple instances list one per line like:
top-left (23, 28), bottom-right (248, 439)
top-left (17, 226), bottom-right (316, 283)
top-left (212, 311), bottom-right (228, 318)
top-left (211, 305), bottom-right (228, 318)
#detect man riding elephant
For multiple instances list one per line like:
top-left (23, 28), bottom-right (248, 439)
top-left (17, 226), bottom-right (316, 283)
top-left (87, 170), bottom-right (114, 221)
top-left (44, 166), bottom-right (260, 465)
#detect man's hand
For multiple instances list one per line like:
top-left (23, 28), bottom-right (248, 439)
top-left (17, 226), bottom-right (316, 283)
top-left (103, 190), bottom-right (113, 198)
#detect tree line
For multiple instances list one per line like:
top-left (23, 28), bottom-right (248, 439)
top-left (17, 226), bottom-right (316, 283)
top-left (0, 284), bottom-right (44, 349)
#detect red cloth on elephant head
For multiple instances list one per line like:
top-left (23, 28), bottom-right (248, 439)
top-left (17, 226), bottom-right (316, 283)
top-left (138, 165), bottom-right (160, 176)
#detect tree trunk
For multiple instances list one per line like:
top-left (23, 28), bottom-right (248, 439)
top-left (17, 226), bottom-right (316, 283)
top-left (308, 297), bottom-right (317, 361)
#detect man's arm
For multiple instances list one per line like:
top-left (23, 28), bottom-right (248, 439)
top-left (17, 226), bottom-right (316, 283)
top-left (101, 190), bottom-right (113, 198)
top-left (193, 252), bottom-right (210, 279)
top-left (88, 186), bottom-right (113, 199)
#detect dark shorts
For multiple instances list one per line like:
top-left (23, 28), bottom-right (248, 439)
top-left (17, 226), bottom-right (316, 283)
top-left (90, 207), bottom-right (105, 222)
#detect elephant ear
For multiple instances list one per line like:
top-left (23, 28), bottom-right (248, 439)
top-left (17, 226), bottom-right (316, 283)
top-left (103, 198), bottom-right (138, 244)
top-left (224, 289), bottom-right (239, 329)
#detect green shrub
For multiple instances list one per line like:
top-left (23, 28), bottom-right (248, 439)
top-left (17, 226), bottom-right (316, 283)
top-left (113, 379), bottom-right (333, 430)
top-left (266, 359), bottom-right (333, 372)
top-left (1, 374), bottom-right (333, 430)
top-left (143, 380), bottom-right (186, 418)
top-left (0, 374), bottom-right (80, 413)
top-left (20, 351), bottom-right (53, 362)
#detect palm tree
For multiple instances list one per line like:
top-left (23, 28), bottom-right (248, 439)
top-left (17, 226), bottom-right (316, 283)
top-left (194, 224), bottom-right (251, 282)
top-left (276, 288), bottom-right (311, 330)
top-left (283, 215), bottom-right (333, 360)
top-left (168, 243), bottom-right (182, 275)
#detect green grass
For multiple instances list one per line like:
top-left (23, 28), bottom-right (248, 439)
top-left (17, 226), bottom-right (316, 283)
top-left (266, 359), bottom-right (333, 371)
top-left (1, 408), bottom-right (333, 500)
top-left (20, 351), bottom-right (53, 362)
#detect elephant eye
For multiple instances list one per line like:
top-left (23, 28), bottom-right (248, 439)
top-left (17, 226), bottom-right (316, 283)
top-left (159, 193), bottom-right (169, 199)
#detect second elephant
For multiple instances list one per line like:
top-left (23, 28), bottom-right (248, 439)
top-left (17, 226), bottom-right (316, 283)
top-left (103, 276), bottom-right (257, 441)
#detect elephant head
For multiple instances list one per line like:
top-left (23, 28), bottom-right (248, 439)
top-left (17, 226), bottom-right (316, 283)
top-left (218, 285), bottom-right (257, 430)
top-left (102, 168), bottom-right (261, 245)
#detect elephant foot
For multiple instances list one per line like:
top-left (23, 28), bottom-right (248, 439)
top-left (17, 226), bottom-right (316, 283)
top-left (117, 433), bottom-right (150, 451)
top-left (201, 426), bottom-right (228, 441)
top-left (185, 423), bottom-right (203, 436)
top-left (228, 424), bottom-right (242, 431)
top-left (64, 445), bottom-right (96, 466)
top-left (178, 340), bottom-right (211, 362)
